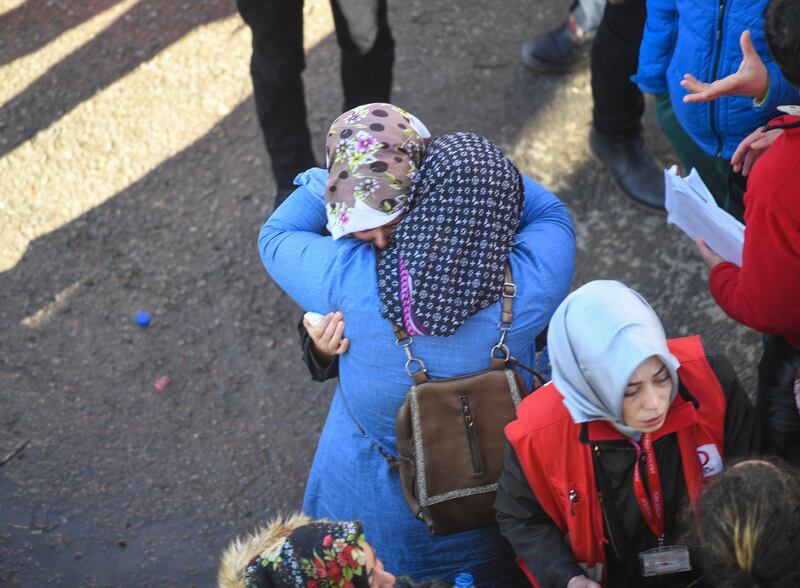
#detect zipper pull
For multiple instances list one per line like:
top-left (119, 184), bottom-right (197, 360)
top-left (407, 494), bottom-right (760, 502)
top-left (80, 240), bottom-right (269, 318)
top-left (569, 489), bottom-right (577, 516)
top-left (460, 397), bottom-right (472, 425)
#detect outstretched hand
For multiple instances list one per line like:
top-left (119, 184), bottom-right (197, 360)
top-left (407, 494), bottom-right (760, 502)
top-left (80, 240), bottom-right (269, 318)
top-left (681, 31), bottom-right (768, 103)
top-left (731, 126), bottom-right (783, 176)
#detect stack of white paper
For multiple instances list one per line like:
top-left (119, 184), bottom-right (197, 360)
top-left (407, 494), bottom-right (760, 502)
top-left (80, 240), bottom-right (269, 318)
top-left (664, 166), bottom-right (744, 267)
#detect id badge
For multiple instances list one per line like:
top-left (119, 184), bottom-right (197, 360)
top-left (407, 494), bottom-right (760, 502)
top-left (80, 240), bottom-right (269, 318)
top-left (639, 545), bottom-right (692, 577)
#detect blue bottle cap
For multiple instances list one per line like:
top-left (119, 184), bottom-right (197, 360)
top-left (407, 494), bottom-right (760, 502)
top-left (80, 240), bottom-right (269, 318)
top-left (454, 573), bottom-right (474, 587)
top-left (135, 312), bottom-right (151, 327)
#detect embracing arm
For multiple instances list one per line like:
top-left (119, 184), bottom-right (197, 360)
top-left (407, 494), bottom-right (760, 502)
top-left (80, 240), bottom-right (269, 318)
top-left (512, 177), bottom-right (576, 334)
top-left (495, 443), bottom-right (586, 588)
top-left (262, 168), bottom-right (349, 381)
top-left (258, 168), bottom-right (355, 312)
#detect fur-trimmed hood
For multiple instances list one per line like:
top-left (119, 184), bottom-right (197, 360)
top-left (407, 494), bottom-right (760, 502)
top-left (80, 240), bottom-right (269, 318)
top-left (218, 512), bottom-right (312, 588)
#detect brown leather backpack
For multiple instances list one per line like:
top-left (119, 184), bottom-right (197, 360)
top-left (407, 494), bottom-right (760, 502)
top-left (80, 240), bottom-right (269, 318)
top-left (394, 266), bottom-right (529, 535)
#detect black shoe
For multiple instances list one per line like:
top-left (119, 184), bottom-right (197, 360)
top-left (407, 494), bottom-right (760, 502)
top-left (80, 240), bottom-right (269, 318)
top-left (589, 129), bottom-right (665, 212)
top-left (521, 21), bottom-right (593, 74)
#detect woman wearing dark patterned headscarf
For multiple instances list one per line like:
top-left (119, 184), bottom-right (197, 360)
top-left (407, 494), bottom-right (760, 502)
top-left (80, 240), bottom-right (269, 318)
top-left (258, 122), bottom-right (576, 580)
top-left (377, 132), bottom-right (525, 337)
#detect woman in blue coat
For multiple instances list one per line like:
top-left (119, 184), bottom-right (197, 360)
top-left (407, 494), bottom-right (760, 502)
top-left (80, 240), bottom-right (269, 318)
top-left (259, 108), bottom-right (575, 583)
top-left (633, 0), bottom-right (800, 219)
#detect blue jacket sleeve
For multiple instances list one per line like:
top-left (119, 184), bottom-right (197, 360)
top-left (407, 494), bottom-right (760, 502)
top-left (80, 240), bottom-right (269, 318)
top-left (633, 0), bottom-right (678, 95)
top-left (760, 62), bottom-right (800, 115)
top-left (258, 168), bottom-right (359, 313)
top-left (511, 176), bottom-right (576, 332)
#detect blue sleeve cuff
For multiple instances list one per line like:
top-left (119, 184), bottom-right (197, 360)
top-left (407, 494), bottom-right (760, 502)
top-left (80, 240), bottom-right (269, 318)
top-left (761, 63), bottom-right (800, 113)
top-left (631, 73), bottom-right (668, 96)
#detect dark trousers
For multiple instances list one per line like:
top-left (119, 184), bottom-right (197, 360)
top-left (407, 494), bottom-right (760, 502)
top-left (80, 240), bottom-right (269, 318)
top-left (591, 0), bottom-right (647, 142)
top-left (236, 0), bottom-right (394, 198)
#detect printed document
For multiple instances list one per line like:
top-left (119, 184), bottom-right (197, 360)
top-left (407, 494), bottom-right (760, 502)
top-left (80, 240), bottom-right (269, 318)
top-left (664, 166), bottom-right (744, 266)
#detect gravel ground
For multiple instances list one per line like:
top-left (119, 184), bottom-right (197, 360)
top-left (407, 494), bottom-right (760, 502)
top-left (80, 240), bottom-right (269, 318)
top-left (0, 1), bottom-right (759, 586)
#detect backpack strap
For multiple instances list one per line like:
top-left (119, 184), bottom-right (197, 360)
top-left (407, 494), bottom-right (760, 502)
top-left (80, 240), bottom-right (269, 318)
top-left (392, 322), bottom-right (429, 385)
top-left (492, 264), bottom-right (516, 369)
top-left (391, 264), bottom-right (515, 381)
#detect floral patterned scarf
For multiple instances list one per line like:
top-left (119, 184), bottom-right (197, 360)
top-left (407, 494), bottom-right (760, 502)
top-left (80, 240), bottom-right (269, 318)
top-left (244, 520), bottom-right (369, 588)
top-left (324, 103), bottom-right (431, 239)
top-left (377, 132), bottom-right (524, 337)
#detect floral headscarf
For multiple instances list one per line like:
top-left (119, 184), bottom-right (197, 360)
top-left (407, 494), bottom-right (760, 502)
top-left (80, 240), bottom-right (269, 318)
top-left (244, 520), bottom-right (369, 588)
top-left (377, 132), bottom-right (524, 337)
top-left (324, 103), bottom-right (431, 239)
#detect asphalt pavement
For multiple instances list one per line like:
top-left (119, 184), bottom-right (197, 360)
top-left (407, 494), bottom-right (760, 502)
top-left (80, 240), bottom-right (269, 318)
top-left (0, 0), bottom-right (759, 585)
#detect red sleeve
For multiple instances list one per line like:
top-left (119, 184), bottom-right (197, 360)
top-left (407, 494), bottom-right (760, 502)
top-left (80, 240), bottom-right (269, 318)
top-left (707, 260), bottom-right (768, 329)
top-left (708, 139), bottom-right (800, 336)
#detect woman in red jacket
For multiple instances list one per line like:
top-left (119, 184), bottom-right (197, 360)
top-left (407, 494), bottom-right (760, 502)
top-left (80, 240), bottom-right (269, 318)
top-left (695, 0), bottom-right (800, 459)
top-left (495, 280), bottom-right (759, 588)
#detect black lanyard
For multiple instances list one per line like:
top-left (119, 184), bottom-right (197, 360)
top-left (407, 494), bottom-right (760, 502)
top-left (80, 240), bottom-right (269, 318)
top-left (765, 120), bottom-right (800, 131)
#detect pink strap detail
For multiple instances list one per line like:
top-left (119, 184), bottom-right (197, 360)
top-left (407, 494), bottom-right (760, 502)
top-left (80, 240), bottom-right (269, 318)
top-left (398, 257), bottom-right (426, 336)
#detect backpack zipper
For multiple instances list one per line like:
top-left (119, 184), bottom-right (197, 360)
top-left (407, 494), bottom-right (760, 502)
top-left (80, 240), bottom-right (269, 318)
top-left (460, 396), bottom-right (484, 474)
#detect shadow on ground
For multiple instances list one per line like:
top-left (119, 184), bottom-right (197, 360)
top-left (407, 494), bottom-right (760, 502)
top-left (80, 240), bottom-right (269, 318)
top-left (0, 0), bottom-right (123, 68)
top-left (0, 0), bottom-right (758, 585)
top-left (0, 0), bottom-right (235, 158)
